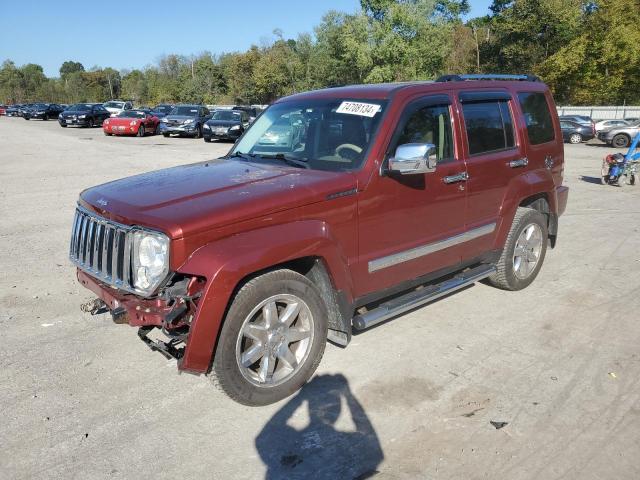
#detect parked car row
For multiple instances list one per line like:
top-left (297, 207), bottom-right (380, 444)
top-left (2, 101), bottom-right (260, 143)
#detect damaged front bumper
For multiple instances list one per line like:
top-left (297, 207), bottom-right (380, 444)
top-left (77, 268), bottom-right (200, 365)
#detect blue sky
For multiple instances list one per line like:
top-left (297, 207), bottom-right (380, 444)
top-left (0, 0), bottom-right (492, 77)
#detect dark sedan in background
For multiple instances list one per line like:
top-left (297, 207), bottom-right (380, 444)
top-left (159, 104), bottom-right (211, 138)
top-left (23, 103), bottom-right (65, 120)
top-left (560, 120), bottom-right (595, 144)
top-left (5, 104), bottom-right (24, 116)
top-left (203, 109), bottom-right (250, 142)
top-left (58, 103), bottom-right (111, 127)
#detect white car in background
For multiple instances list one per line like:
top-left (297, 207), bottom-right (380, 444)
top-left (594, 119), bottom-right (629, 133)
top-left (103, 100), bottom-right (133, 117)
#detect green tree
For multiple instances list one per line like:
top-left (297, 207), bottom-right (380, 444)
top-left (59, 61), bottom-right (85, 78)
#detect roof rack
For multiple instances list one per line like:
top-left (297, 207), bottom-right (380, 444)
top-left (436, 74), bottom-right (541, 83)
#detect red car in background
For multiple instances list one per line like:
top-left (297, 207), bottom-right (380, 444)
top-left (103, 109), bottom-right (160, 137)
top-left (0, 105), bottom-right (6, 116)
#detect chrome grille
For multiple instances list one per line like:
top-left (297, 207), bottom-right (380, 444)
top-left (69, 207), bottom-right (133, 291)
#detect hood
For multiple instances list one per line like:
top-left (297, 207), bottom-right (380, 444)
top-left (79, 159), bottom-right (356, 240)
top-left (107, 117), bottom-right (141, 124)
top-left (63, 109), bottom-right (91, 114)
top-left (165, 114), bottom-right (197, 121)
top-left (206, 119), bottom-right (241, 127)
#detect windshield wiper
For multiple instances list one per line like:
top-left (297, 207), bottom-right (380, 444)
top-left (257, 153), bottom-right (309, 169)
top-left (227, 151), bottom-right (254, 161)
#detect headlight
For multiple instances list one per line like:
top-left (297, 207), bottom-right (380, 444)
top-left (78, 115), bottom-right (86, 119)
top-left (129, 120), bottom-right (138, 126)
top-left (183, 119), bottom-right (195, 125)
top-left (203, 123), bottom-right (210, 130)
top-left (230, 125), bottom-right (241, 131)
top-left (58, 113), bottom-right (63, 119)
top-left (131, 230), bottom-right (170, 294)
top-left (104, 119), bottom-right (110, 125)
top-left (161, 118), bottom-right (168, 123)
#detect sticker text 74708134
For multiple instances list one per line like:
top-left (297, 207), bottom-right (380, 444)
top-left (336, 101), bottom-right (380, 117)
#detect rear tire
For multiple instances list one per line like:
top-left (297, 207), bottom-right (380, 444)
top-left (88, 118), bottom-right (94, 128)
top-left (163, 132), bottom-right (170, 138)
top-left (569, 133), bottom-right (582, 144)
top-left (612, 134), bottom-right (630, 149)
top-left (617, 174), bottom-right (627, 187)
top-left (209, 269), bottom-right (327, 406)
top-left (488, 207), bottom-right (548, 291)
top-left (630, 174), bottom-right (638, 186)
top-left (204, 137), bottom-right (212, 143)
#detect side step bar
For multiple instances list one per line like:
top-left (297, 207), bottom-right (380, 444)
top-left (352, 264), bottom-right (496, 330)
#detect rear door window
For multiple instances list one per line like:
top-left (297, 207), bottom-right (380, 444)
top-left (518, 92), bottom-right (555, 145)
top-left (462, 100), bottom-right (515, 155)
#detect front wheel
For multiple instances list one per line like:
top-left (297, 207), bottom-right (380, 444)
top-left (87, 118), bottom-right (94, 128)
top-left (193, 125), bottom-right (202, 139)
top-left (209, 269), bottom-right (327, 406)
top-left (162, 132), bottom-right (170, 138)
top-left (617, 174), bottom-right (627, 187)
top-left (137, 124), bottom-right (145, 137)
top-left (569, 133), bottom-right (582, 144)
top-left (488, 207), bottom-right (548, 291)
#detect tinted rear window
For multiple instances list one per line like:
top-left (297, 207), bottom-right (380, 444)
top-left (462, 100), bottom-right (515, 155)
top-left (518, 92), bottom-right (555, 145)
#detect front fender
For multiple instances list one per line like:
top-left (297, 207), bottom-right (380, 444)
top-left (176, 220), bottom-right (354, 373)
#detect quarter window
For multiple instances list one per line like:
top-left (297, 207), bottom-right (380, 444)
top-left (462, 100), bottom-right (515, 155)
top-left (393, 104), bottom-right (454, 162)
top-left (518, 92), bottom-right (555, 145)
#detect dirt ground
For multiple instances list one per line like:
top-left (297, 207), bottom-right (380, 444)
top-left (1, 117), bottom-right (639, 480)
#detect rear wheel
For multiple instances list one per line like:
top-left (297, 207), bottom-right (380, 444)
top-left (163, 132), bottom-right (170, 138)
top-left (137, 124), bottom-right (145, 137)
top-left (88, 117), bottom-right (94, 128)
top-left (630, 174), bottom-right (638, 186)
top-left (43, 115), bottom-right (49, 121)
top-left (154, 124), bottom-right (160, 135)
top-left (617, 174), bottom-right (627, 187)
top-left (569, 133), bottom-right (582, 144)
top-left (210, 269), bottom-right (327, 406)
top-left (612, 134), bottom-right (630, 149)
top-left (488, 207), bottom-right (548, 291)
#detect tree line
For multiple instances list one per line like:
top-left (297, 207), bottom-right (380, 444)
top-left (1, 0), bottom-right (638, 107)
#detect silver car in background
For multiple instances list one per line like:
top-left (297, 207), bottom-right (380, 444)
top-left (597, 122), bottom-right (640, 148)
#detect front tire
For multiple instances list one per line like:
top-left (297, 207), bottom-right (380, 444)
top-left (87, 118), bottom-right (94, 128)
top-left (137, 124), bottom-right (145, 137)
top-left (193, 125), bottom-right (202, 139)
top-left (163, 132), bottom-right (170, 138)
top-left (488, 207), bottom-right (548, 291)
top-left (617, 174), bottom-right (627, 187)
top-left (210, 269), bottom-right (327, 406)
top-left (569, 133), bottom-right (582, 144)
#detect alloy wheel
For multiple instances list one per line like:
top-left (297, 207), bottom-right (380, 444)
top-left (513, 223), bottom-right (543, 280)
top-left (235, 294), bottom-right (314, 387)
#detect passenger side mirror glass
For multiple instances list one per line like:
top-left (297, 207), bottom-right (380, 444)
top-left (389, 143), bottom-right (437, 175)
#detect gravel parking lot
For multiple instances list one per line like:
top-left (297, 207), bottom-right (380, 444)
top-left (1, 118), bottom-right (639, 479)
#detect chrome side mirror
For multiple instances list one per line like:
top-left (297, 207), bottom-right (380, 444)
top-left (389, 143), bottom-right (437, 175)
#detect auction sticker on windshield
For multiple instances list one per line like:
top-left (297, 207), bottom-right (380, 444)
top-left (336, 101), bottom-right (380, 117)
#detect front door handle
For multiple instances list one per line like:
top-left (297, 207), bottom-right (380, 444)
top-left (443, 172), bottom-right (469, 184)
top-left (509, 157), bottom-right (529, 168)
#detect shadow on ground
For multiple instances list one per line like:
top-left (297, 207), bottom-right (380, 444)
top-left (255, 374), bottom-right (383, 480)
top-left (580, 175), bottom-right (604, 184)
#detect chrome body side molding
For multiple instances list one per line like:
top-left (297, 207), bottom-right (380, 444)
top-left (368, 222), bottom-right (496, 273)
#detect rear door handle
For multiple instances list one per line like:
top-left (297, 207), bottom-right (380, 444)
top-left (509, 157), bottom-right (528, 168)
top-left (443, 172), bottom-right (469, 184)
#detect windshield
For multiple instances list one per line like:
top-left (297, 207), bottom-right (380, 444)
top-left (153, 105), bottom-right (172, 113)
top-left (32, 103), bottom-right (48, 109)
top-left (104, 101), bottom-right (125, 109)
top-left (213, 110), bottom-right (242, 121)
top-left (69, 104), bottom-right (92, 111)
top-left (170, 106), bottom-right (199, 116)
top-left (117, 110), bottom-right (147, 118)
top-left (230, 99), bottom-right (386, 171)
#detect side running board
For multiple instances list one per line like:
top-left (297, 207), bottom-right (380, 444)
top-left (352, 264), bottom-right (496, 330)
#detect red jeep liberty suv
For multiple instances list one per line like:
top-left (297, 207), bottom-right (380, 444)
top-left (70, 74), bottom-right (569, 405)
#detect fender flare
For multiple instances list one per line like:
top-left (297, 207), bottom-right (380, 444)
top-left (175, 220), bottom-right (354, 373)
top-left (493, 170), bottom-right (557, 250)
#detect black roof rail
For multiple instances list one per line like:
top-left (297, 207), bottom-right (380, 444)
top-left (436, 74), bottom-right (541, 83)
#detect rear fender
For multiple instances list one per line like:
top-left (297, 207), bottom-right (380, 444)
top-left (493, 170), bottom-right (557, 249)
top-left (175, 220), bottom-right (354, 373)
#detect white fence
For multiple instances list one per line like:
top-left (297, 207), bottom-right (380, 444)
top-left (557, 106), bottom-right (640, 120)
